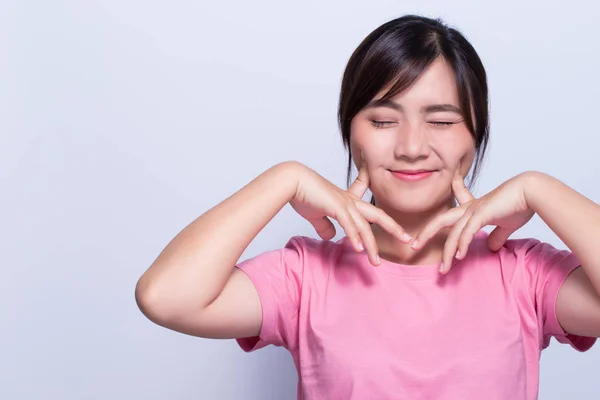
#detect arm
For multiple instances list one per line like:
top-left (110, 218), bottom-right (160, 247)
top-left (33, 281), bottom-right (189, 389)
top-left (135, 161), bottom-right (299, 338)
top-left (524, 171), bottom-right (600, 337)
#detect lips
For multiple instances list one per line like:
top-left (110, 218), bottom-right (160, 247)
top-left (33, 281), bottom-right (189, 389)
top-left (390, 169), bottom-right (436, 182)
top-left (393, 169), bottom-right (435, 174)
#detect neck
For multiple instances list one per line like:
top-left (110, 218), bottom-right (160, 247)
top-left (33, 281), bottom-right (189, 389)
top-left (371, 199), bottom-right (455, 266)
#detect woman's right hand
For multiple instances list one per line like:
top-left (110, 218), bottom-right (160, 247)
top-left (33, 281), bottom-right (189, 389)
top-left (287, 159), bottom-right (412, 266)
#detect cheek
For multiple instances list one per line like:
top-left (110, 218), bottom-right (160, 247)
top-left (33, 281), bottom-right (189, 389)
top-left (349, 118), bottom-right (389, 165)
top-left (432, 130), bottom-right (476, 172)
top-left (349, 120), bottom-right (363, 166)
top-left (462, 148), bottom-right (476, 174)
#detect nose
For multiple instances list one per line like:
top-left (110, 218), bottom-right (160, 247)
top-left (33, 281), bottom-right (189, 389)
top-left (394, 122), bottom-right (430, 160)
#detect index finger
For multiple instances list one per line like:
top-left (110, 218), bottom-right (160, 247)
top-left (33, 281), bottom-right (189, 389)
top-left (452, 167), bottom-right (475, 205)
top-left (347, 151), bottom-right (370, 199)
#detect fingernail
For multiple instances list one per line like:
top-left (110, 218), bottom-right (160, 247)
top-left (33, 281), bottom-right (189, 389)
top-left (375, 254), bottom-right (380, 265)
top-left (403, 233), bottom-right (413, 242)
top-left (439, 263), bottom-right (445, 273)
top-left (357, 241), bottom-right (364, 251)
top-left (455, 250), bottom-right (461, 259)
top-left (410, 240), bottom-right (419, 249)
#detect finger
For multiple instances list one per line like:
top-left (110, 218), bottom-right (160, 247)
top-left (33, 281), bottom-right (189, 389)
top-left (455, 212), bottom-right (484, 261)
top-left (347, 204), bottom-right (380, 266)
top-left (347, 151), bottom-right (370, 199)
top-left (308, 216), bottom-right (336, 241)
top-left (411, 207), bottom-right (466, 251)
top-left (440, 212), bottom-right (472, 274)
top-left (452, 168), bottom-right (475, 206)
top-left (487, 226), bottom-right (513, 252)
top-left (334, 208), bottom-right (364, 253)
top-left (355, 201), bottom-right (412, 244)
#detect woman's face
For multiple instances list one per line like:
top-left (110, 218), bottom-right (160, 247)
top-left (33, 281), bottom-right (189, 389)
top-left (350, 57), bottom-right (476, 214)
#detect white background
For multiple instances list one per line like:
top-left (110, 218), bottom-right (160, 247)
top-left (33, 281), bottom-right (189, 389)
top-left (2, 0), bottom-right (599, 398)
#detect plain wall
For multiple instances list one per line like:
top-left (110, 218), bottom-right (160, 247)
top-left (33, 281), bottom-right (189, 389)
top-left (1, 0), bottom-right (599, 398)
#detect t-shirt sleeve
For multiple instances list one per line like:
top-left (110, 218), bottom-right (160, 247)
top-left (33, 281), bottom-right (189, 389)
top-left (514, 239), bottom-right (596, 351)
top-left (234, 236), bottom-right (305, 352)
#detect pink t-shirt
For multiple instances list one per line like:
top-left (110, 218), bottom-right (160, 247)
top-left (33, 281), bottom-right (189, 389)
top-left (235, 230), bottom-right (595, 399)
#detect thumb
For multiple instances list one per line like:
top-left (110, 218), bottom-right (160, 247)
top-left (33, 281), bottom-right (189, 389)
top-left (348, 150), bottom-right (370, 198)
top-left (452, 166), bottom-right (475, 205)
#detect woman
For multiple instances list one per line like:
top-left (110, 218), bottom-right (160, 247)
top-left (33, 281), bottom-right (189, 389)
top-left (135, 15), bottom-right (600, 399)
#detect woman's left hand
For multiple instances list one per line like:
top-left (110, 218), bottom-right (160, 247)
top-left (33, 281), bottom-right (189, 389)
top-left (411, 171), bottom-right (536, 274)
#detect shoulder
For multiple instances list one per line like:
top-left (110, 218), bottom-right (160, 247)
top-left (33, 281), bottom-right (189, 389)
top-left (285, 235), bottom-right (350, 261)
top-left (500, 235), bottom-right (573, 268)
top-left (468, 230), bottom-right (542, 255)
top-left (469, 231), bottom-right (577, 286)
top-left (502, 236), bottom-right (544, 255)
top-left (458, 231), bottom-right (544, 280)
top-left (468, 230), bottom-right (560, 262)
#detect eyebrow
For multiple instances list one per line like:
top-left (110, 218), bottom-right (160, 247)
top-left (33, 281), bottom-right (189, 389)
top-left (365, 98), bottom-right (463, 115)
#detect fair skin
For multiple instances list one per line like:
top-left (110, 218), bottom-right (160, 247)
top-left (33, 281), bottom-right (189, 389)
top-left (348, 57), bottom-right (475, 267)
top-left (135, 58), bottom-right (600, 342)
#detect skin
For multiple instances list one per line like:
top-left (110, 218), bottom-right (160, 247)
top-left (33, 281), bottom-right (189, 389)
top-left (349, 58), bottom-right (475, 267)
top-left (351, 57), bottom-right (600, 337)
top-left (135, 57), bottom-right (600, 343)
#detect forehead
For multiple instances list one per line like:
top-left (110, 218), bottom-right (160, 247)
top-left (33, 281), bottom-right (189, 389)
top-left (376, 58), bottom-right (459, 105)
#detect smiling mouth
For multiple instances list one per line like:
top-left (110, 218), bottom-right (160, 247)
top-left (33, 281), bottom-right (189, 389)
top-left (390, 169), bottom-right (437, 182)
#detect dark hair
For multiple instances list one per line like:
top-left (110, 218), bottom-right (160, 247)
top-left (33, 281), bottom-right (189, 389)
top-left (338, 15), bottom-right (489, 199)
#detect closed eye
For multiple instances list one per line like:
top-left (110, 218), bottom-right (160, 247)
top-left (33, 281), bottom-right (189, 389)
top-left (370, 120), bottom-right (397, 128)
top-left (428, 121), bottom-right (458, 128)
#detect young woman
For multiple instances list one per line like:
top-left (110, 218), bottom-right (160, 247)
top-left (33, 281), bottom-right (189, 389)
top-left (135, 15), bottom-right (600, 399)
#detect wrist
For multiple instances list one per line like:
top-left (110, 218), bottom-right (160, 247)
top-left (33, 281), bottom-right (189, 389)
top-left (269, 161), bottom-right (306, 201)
top-left (521, 170), bottom-right (552, 211)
